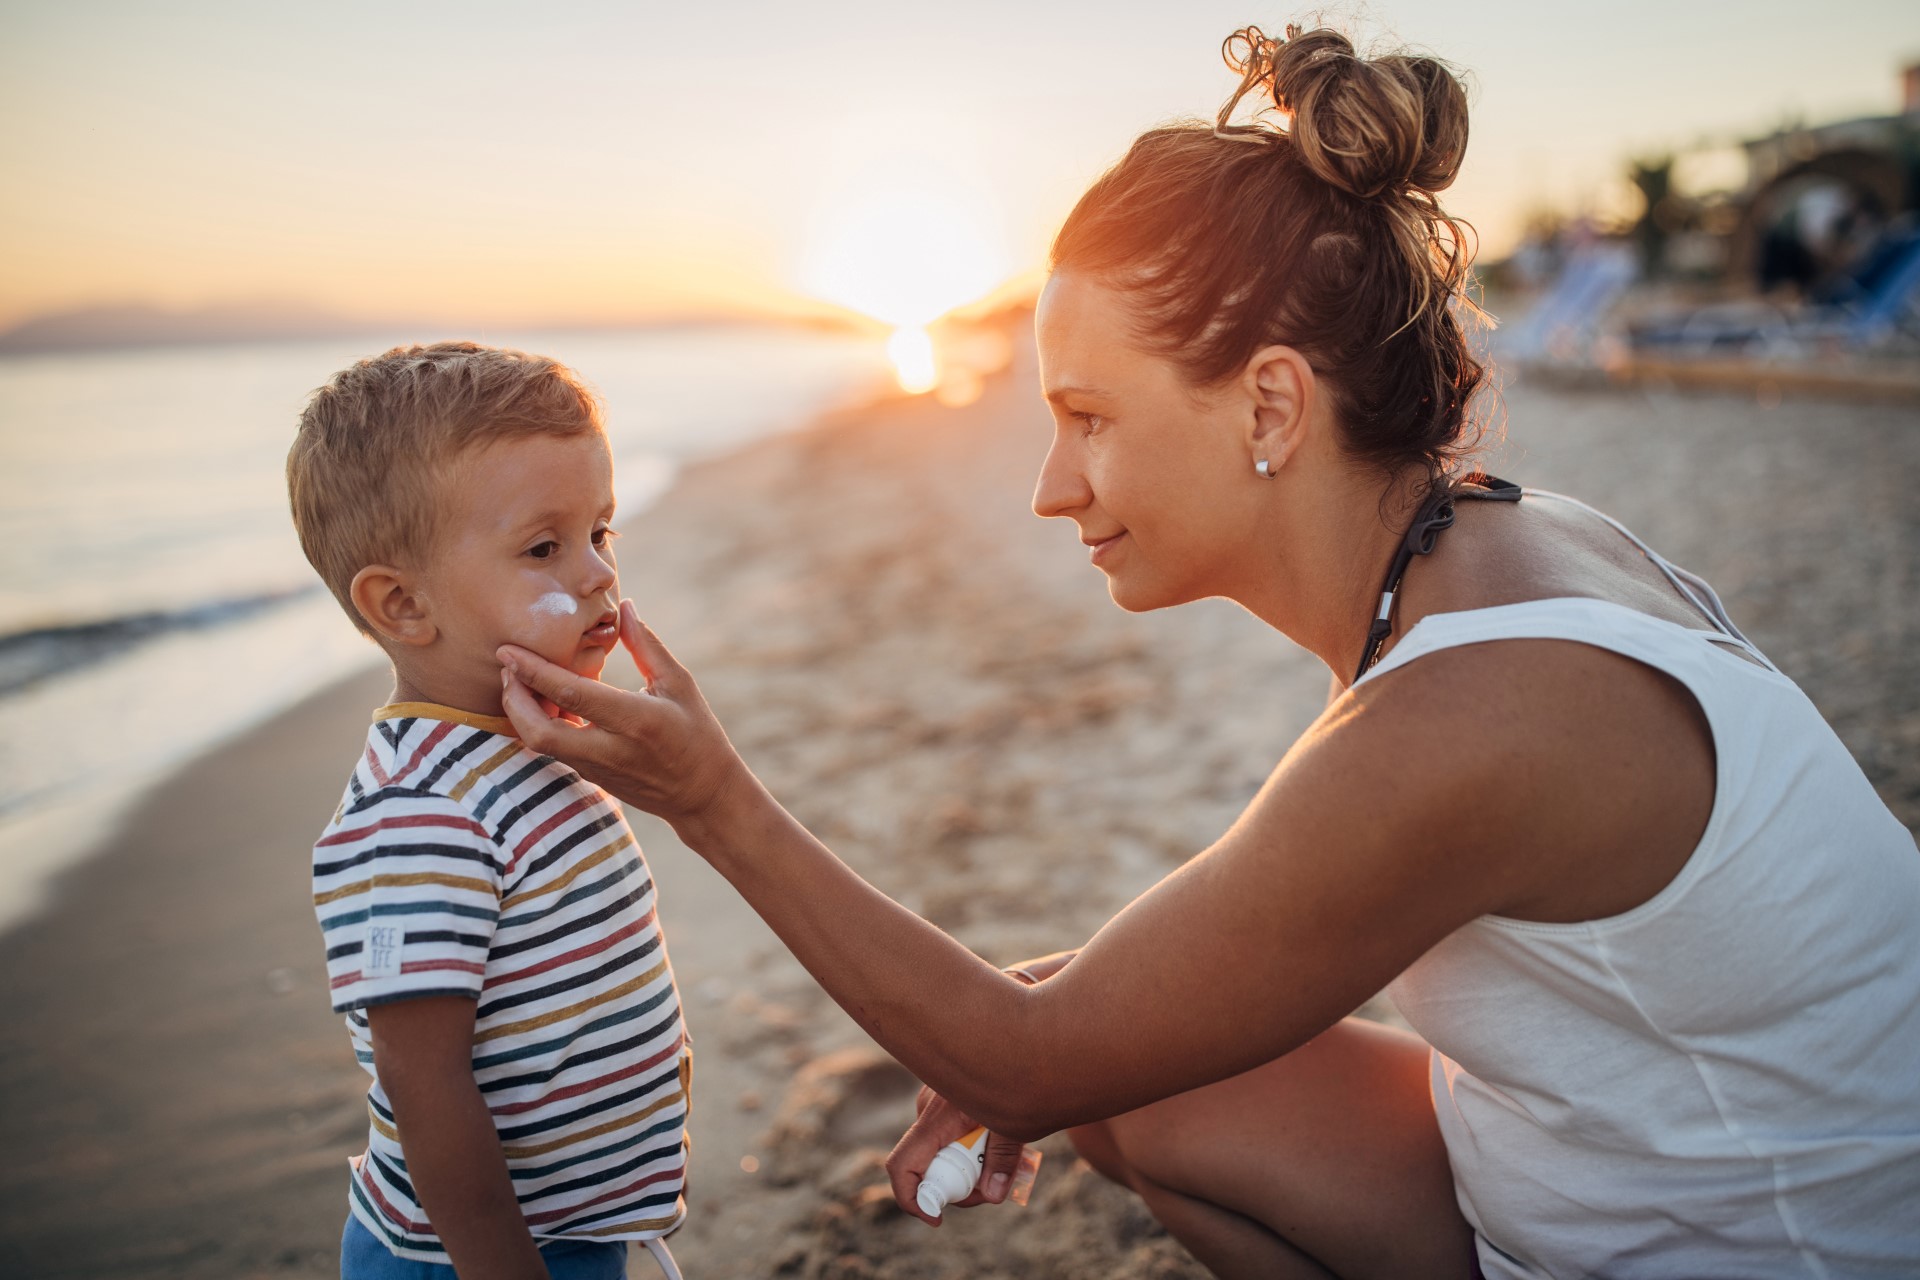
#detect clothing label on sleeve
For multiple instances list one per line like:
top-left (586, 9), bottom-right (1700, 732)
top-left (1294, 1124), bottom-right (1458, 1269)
top-left (363, 922), bottom-right (404, 978)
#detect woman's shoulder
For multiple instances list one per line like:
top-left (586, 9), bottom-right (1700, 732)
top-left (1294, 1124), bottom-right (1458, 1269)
top-left (1295, 631), bottom-right (1718, 923)
top-left (1410, 488), bottom-right (1726, 636)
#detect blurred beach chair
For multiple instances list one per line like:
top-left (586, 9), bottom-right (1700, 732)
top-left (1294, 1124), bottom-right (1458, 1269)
top-left (1504, 241), bottom-right (1639, 366)
top-left (1629, 219), bottom-right (1920, 358)
top-left (1818, 220), bottom-right (1920, 349)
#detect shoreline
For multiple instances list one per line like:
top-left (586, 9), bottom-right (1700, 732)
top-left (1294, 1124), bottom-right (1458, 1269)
top-left (2, 328), bottom-right (1914, 1278)
top-left (0, 320), bottom-right (890, 940)
top-left (0, 322), bottom-right (893, 942)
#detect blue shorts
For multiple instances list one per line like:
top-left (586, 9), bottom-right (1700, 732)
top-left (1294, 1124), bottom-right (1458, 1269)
top-left (341, 1214), bottom-right (629, 1279)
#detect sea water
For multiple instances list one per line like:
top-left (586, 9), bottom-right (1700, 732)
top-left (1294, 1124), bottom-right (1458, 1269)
top-left (0, 325), bottom-right (892, 933)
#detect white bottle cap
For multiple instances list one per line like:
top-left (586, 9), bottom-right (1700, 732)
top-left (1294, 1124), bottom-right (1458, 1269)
top-left (915, 1132), bottom-right (987, 1219)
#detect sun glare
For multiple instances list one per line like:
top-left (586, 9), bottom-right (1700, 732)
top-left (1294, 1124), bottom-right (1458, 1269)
top-left (886, 325), bottom-right (939, 394)
top-left (802, 169), bottom-right (1009, 395)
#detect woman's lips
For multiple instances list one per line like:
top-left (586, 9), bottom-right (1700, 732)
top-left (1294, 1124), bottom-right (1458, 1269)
top-left (1086, 531), bottom-right (1126, 567)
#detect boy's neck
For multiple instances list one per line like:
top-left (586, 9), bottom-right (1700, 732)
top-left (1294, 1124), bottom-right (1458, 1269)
top-left (388, 668), bottom-right (506, 721)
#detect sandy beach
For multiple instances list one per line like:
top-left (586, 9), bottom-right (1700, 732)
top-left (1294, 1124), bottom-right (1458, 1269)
top-left (2, 319), bottom-right (1915, 1280)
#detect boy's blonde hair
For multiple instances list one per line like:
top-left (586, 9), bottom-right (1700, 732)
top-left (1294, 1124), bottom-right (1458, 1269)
top-left (287, 341), bottom-right (604, 635)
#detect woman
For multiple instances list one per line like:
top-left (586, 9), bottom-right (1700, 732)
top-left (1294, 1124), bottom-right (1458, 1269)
top-left (497, 25), bottom-right (1920, 1280)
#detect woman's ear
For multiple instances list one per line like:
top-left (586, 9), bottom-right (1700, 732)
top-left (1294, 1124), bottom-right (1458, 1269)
top-left (1241, 345), bottom-right (1315, 474)
top-left (349, 564), bottom-right (437, 648)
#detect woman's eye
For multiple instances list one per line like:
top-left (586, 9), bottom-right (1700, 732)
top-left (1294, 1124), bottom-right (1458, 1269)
top-left (527, 540), bottom-right (559, 560)
top-left (1074, 411), bottom-right (1106, 435)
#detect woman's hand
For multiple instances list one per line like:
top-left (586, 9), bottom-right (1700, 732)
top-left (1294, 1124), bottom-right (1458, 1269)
top-left (886, 1086), bottom-right (1031, 1225)
top-left (497, 600), bottom-right (753, 836)
top-left (883, 958), bottom-right (1065, 1224)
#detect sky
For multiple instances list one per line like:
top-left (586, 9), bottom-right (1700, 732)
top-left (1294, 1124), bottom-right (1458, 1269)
top-left (1, 0), bottom-right (1916, 331)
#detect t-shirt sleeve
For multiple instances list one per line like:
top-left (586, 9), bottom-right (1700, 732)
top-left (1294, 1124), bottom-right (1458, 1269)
top-left (312, 791), bottom-right (502, 1012)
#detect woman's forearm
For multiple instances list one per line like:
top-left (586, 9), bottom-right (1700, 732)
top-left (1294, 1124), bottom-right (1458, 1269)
top-left (494, 623), bottom-right (1415, 1136)
top-left (674, 773), bottom-right (1067, 1137)
top-left (493, 632), bottom-right (1077, 1131)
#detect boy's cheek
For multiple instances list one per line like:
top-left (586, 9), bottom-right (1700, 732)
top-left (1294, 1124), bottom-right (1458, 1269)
top-left (504, 614), bottom-right (590, 671)
top-left (505, 616), bottom-right (613, 681)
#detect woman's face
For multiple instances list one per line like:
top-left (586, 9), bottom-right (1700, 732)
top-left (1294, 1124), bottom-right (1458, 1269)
top-left (1032, 271), bottom-right (1263, 612)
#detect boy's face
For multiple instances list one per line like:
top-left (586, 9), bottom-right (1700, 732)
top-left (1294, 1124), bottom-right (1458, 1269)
top-left (414, 430), bottom-right (622, 705)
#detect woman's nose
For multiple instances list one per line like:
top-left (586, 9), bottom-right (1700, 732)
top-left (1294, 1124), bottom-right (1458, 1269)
top-left (1032, 434), bottom-right (1091, 520)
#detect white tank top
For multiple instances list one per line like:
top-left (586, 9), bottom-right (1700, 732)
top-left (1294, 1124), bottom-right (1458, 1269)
top-left (1360, 493), bottom-right (1920, 1280)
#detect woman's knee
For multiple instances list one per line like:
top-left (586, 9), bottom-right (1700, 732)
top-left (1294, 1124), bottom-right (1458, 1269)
top-left (1066, 1118), bottom-right (1133, 1186)
top-left (1066, 1020), bottom-right (1456, 1223)
top-left (1068, 1092), bottom-right (1232, 1203)
top-left (1062, 1029), bottom-right (1470, 1279)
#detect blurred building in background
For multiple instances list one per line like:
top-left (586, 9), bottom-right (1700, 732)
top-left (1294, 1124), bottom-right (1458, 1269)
top-left (1499, 63), bottom-right (1920, 377)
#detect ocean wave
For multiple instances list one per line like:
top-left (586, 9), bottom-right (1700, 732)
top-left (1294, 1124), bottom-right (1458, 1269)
top-left (0, 586), bottom-right (320, 696)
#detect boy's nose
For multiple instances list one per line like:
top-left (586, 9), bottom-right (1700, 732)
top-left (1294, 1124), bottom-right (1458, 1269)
top-left (581, 546), bottom-right (617, 597)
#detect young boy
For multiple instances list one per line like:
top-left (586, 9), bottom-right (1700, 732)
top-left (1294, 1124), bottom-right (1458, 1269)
top-left (289, 342), bottom-right (690, 1280)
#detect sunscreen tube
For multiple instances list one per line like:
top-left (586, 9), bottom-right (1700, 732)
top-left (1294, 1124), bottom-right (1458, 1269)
top-left (914, 1128), bottom-right (1044, 1218)
top-left (915, 1127), bottom-right (989, 1218)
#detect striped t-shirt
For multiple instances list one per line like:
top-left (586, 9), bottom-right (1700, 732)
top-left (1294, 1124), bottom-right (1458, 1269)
top-left (311, 702), bottom-right (689, 1262)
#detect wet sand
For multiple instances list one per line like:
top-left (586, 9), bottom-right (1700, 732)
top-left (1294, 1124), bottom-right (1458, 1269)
top-left (1, 322), bottom-right (1914, 1279)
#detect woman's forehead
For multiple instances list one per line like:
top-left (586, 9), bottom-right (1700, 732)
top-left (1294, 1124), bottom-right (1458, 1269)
top-left (1037, 273), bottom-right (1140, 393)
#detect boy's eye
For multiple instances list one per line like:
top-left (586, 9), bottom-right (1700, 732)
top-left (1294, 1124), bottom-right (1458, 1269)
top-left (592, 527), bottom-right (619, 548)
top-left (527, 540), bottom-right (559, 560)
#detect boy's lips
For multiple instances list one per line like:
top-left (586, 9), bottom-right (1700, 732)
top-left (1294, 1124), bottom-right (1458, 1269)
top-left (583, 610), bottom-right (618, 647)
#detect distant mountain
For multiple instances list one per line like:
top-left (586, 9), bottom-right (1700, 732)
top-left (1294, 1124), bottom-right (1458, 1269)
top-left (0, 300), bottom-right (407, 355)
top-left (0, 299), bottom-right (875, 355)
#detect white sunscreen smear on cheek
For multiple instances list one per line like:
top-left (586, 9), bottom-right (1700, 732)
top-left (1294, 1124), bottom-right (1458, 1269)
top-left (530, 591), bottom-right (578, 619)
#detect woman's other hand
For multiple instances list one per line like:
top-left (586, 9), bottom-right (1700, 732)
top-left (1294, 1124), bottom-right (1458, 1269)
top-left (497, 600), bottom-right (752, 835)
top-left (886, 1086), bottom-right (1030, 1225)
top-left (884, 958), bottom-right (1064, 1224)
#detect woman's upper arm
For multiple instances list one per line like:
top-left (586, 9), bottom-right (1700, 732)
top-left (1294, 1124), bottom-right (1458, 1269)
top-left (1002, 672), bottom-right (1530, 1133)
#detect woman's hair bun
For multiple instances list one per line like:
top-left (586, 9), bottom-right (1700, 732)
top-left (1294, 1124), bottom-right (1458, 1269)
top-left (1220, 24), bottom-right (1469, 201)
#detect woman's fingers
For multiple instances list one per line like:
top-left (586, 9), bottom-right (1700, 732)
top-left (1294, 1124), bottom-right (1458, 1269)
top-left (617, 600), bottom-right (683, 693)
top-left (497, 644), bottom-right (635, 728)
top-left (500, 670), bottom-right (601, 759)
top-left (618, 601), bottom-right (653, 690)
top-left (884, 1092), bottom-right (1029, 1223)
top-left (959, 1132), bottom-right (1028, 1206)
top-left (885, 1106), bottom-right (956, 1226)
top-left (494, 621), bottom-right (749, 832)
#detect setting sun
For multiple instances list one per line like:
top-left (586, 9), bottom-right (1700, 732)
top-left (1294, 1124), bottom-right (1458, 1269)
top-left (885, 325), bottom-right (939, 394)
top-left (801, 176), bottom-right (1010, 393)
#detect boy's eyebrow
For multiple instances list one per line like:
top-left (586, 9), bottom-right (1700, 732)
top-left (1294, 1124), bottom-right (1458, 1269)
top-left (507, 502), bottom-right (617, 535)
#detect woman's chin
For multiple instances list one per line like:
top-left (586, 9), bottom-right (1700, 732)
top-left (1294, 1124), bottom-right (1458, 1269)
top-left (1103, 566), bottom-right (1200, 615)
top-left (1105, 575), bottom-right (1172, 614)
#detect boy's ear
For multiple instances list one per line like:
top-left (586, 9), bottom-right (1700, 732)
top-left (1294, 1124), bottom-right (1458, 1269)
top-left (1240, 344), bottom-right (1315, 472)
top-left (350, 564), bottom-right (437, 648)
